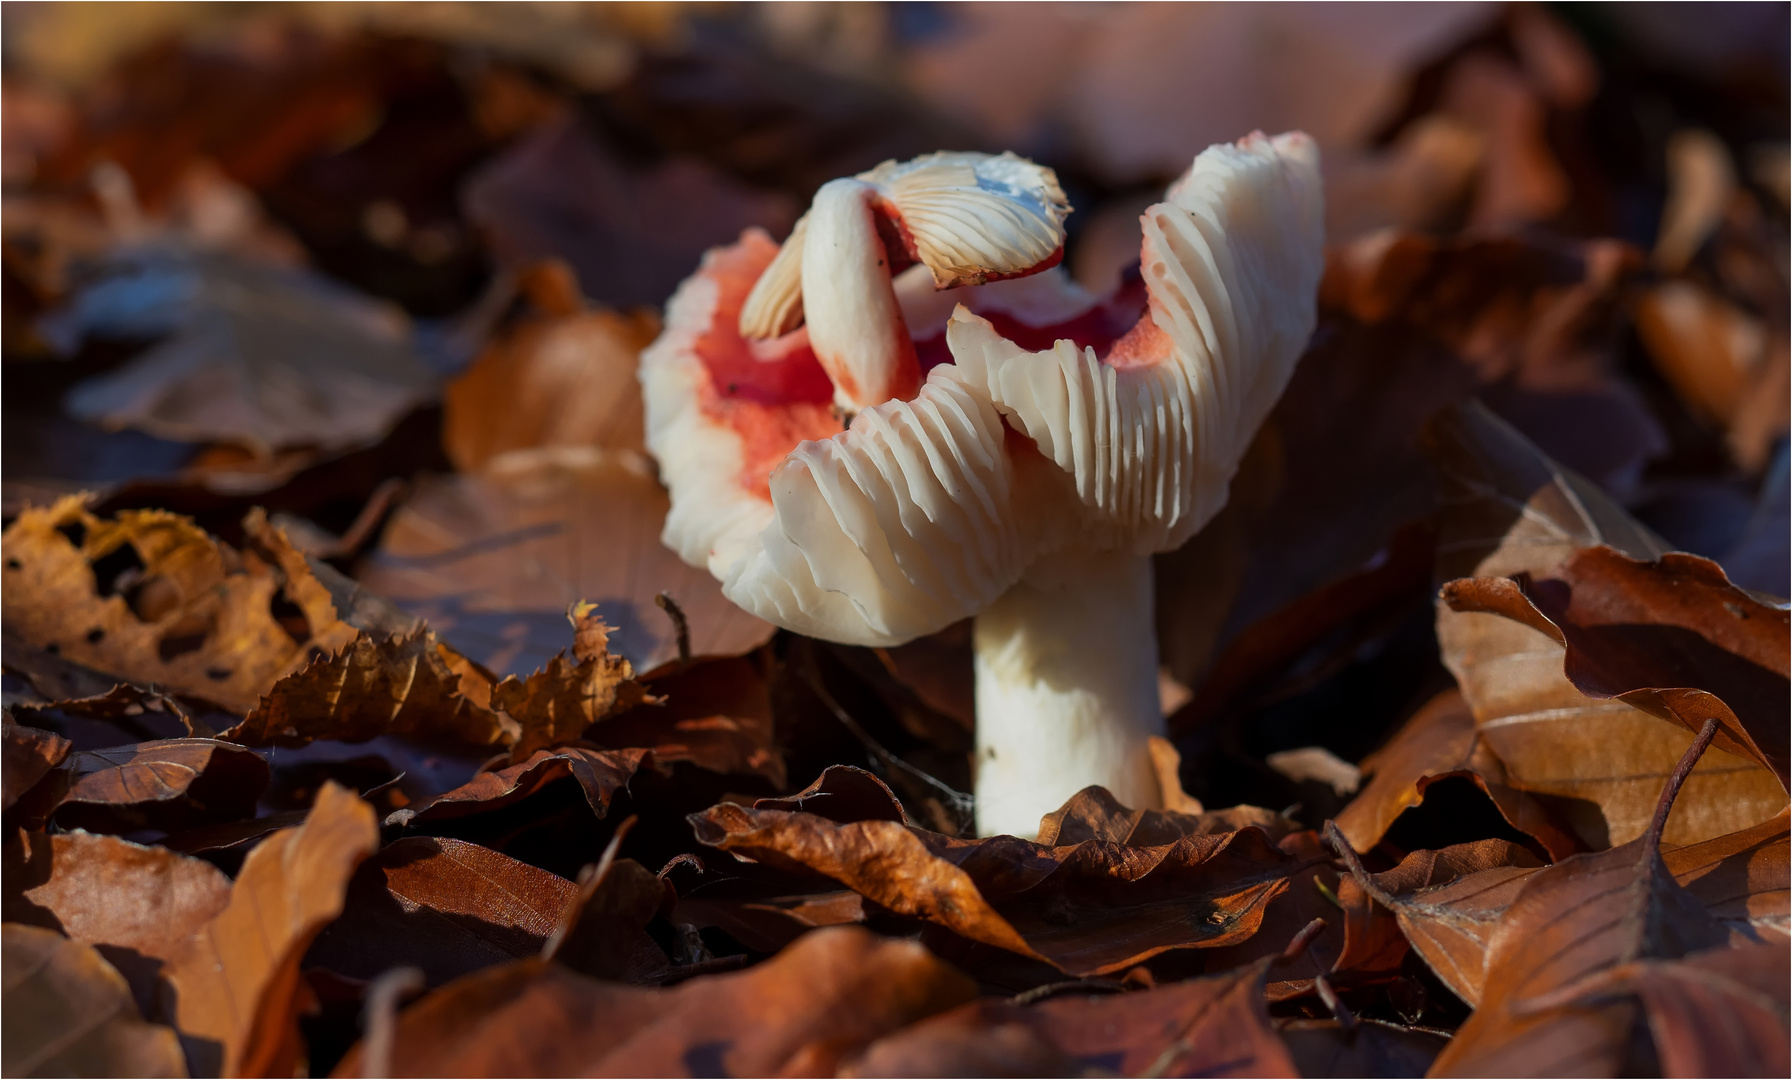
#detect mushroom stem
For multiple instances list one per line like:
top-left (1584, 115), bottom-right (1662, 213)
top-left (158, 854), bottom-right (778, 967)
top-left (971, 546), bottom-right (1164, 838)
top-left (802, 178), bottom-right (922, 413)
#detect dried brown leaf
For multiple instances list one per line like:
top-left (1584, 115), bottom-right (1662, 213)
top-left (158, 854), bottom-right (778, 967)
top-left (491, 602), bottom-right (652, 760)
top-left (1429, 724), bottom-right (1728, 1076)
top-left (443, 281), bottom-right (660, 470)
top-left (1334, 689), bottom-right (1579, 857)
top-left (593, 654), bottom-right (785, 786)
top-left (0, 499), bottom-right (357, 714)
top-left (53, 738), bottom-right (269, 833)
top-left (1555, 941), bottom-right (1791, 1078)
top-left (2, 712), bottom-right (70, 811)
top-left (331, 926), bottom-right (974, 1078)
top-left (2, 923), bottom-right (187, 1079)
top-left (1330, 828), bottom-right (1544, 1007)
top-left (306, 836), bottom-right (578, 987)
top-left (385, 745), bottom-right (651, 828)
top-left (358, 446), bottom-right (773, 677)
top-left (845, 950), bottom-right (1301, 1078)
top-left (690, 773), bottom-right (1323, 977)
top-left (1443, 546), bottom-right (1789, 786)
top-left (546, 852), bottom-right (671, 984)
top-left (1427, 402), bottom-right (1785, 849)
top-left (220, 628), bottom-right (509, 752)
top-left (1664, 810), bottom-right (1790, 945)
top-left (161, 781), bottom-right (379, 1077)
top-left (3, 829), bottom-right (231, 1018)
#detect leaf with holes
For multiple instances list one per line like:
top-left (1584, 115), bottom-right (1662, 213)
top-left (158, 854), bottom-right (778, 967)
top-left (0, 499), bottom-right (357, 714)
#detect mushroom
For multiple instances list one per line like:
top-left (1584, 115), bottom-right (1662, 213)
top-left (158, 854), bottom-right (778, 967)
top-left (641, 134), bottom-right (1323, 837)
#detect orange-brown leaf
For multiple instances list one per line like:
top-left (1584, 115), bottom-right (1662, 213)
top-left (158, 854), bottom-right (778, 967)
top-left (2, 923), bottom-right (188, 1079)
top-left (160, 782), bottom-right (379, 1077)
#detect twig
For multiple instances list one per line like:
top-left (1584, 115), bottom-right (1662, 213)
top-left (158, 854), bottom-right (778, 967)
top-left (361, 966), bottom-right (426, 1079)
top-left (654, 592), bottom-right (692, 667)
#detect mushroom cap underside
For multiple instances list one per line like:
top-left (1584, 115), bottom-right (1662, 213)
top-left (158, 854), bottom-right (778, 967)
top-left (642, 132), bottom-right (1325, 646)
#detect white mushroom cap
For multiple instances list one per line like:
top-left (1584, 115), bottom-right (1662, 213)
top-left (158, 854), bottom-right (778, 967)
top-left (947, 131), bottom-right (1325, 552)
top-left (643, 133), bottom-right (1322, 649)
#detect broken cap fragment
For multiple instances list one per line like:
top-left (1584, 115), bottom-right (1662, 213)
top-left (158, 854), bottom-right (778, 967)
top-left (738, 151), bottom-right (1071, 413)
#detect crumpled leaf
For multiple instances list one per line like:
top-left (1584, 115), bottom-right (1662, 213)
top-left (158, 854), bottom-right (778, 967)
top-left (306, 836), bottom-right (577, 987)
top-left (1429, 724), bottom-right (1729, 1076)
top-left (8, 683), bottom-right (201, 746)
top-left (1427, 402), bottom-right (1785, 849)
top-left (3, 829), bottom-right (231, 1018)
top-left (331, 926), bottom-right (975, 1078)
top-left (50, 246), bottom-right (438, 456)
top-left (3, 711), bottom-right (70, 811)
top-left (2, 923), bottom-right (188, 1079)
top-left (1443, 546), bottom-right (1789, 787)
top-left (358, 446), bottom-right (775, 677)
top-left (690, 770), bottom-right (1324, 976)
top-left (1, 500), bottom-right (358, 714)
top-left (51, 737), bottom-right (269, 833)
top-left (219, 627), bottom-right (509, 752)
top-left (160, 781), bottom-right (379, 1078)
top-left (490, 601), bottom-right (652, 761)
top-left (385, 746), bottom-right (651, 828)
top-left (1036, 784), bottom-right (1297, 847)
top-left (841, 946), bottom-right (1301, 1078)
top-left (442, 262), bottom-right (660, 470)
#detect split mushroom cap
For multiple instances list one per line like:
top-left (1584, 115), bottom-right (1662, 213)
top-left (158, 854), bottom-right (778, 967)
top-left (641, 133), bottom-right (1324, 649)
top-left (949, 131), bottom-right (1325, 552)
top-left (736, 151), bottom-right (1072, 413)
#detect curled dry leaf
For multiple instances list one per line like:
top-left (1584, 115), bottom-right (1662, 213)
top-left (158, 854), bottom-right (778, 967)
top-left (1334, 689), bottom-right (1586, 859)
top-left (331, 926), bottom-right (975, 1078)
top-left (386, 746), bottom-right (651, 828)
top-left (491, 601), bottom-right (653, 761)
top-left (1036, 784), bottom-right (1296, 847)
top-left (1427, 402), bottom-right (1785, 849)
top-left (2, 923), bottom-right (188, 1079)
top-left (841, 950), bottom-right (1300, 1078)
top-left (1428, 724), bottom-right (1728, 1077)
top-left (306, 836), bottom-right (578, 987)
top-left (2, 712), bottom-right (70, 811)
top-left (53, 738), bottom-right (269, 833)
top-left (443, 265), bottom-right (661, 470)
top-left (8, 683), bottom-right (201, 745)
top-left (160, 781), bottom-right (379, 1078)
top-left (1443, 546), bottom-right (1790, 788)
top-left (690, 772), bottom-right (1324, 977)
top-left (1329, 827), bottom-right (1545, 1008)
top-left (358, 446), bottom-right (774, 678)
top-left (220, 627), bottom-right (509, 752)
top-left (546, 854), bottom-right (671, 984)
top-left (3, 829), bottom-right (231, 1018)
top-left (0, 499), bottom-right (357, 715)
